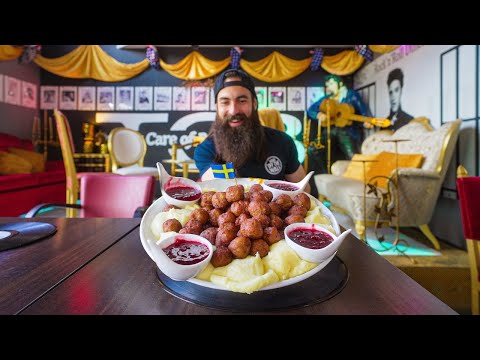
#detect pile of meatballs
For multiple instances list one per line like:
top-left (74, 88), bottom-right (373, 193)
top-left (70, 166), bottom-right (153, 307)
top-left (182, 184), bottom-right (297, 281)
top-left (161, 184), bottom-right (312, 268)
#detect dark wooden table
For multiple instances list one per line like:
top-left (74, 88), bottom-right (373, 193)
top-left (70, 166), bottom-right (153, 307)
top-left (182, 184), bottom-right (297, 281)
top-left (0, 218), bottom-right (140, 315)
top-left (17, 218), bottom-right (457, 315)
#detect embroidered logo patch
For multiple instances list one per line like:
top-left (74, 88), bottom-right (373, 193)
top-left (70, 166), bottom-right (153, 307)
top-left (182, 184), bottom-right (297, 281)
top-left (264, 156), bottom-right (282, 175)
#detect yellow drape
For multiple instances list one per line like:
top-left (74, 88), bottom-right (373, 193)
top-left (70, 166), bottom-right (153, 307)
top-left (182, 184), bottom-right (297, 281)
top-left (34, 45), bottom-right (149, 82)
top-left (369, 45), bottom-right (399, 54)
top-left (160, 51), bottom-right (230, 80)
top-left (240, 51), bottom-right (311, 82)
top-left (321, 50), bottom-right (365, 76)
top-left (0, 45), bottom-right (23, 61)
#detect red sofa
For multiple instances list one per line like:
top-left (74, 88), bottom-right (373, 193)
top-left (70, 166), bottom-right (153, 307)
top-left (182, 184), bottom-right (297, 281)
top-left (0, 133), bottom-right (66, 217)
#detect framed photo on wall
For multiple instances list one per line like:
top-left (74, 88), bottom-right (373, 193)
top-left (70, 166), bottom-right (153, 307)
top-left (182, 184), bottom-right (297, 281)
top-left (191, 87), bottom-right (209, 111)
top-left (154, 87), bottom-right (172, 111)
top-left (135, 86), bottom-right (153, 111)
top-left (210, 88), bottom-right (215, 111)
top-left (21, 81), bottom-right (37, 109)
top-left (40, 86), bottom-right (58, 110)
top-left (287, 87), bottom-right (305, 111)
top-left (116, 86), bottom-right (133, 110)
top-left (78, 86), bottom-right (96, 111)
top-left (5, 76), bottom-right (20, 105)
top-left (97, 86), bottom-right (114, 111)
top-left (59, 86), bottom-right (77, 110)
top-left (173, 86), bottom-right (190, 111)
top-left (268, 87), bottom-right (286, 111)
top-left (307, 87), bottom-right (325, 110)
top-left (255, 87), bottom-right (267, 110)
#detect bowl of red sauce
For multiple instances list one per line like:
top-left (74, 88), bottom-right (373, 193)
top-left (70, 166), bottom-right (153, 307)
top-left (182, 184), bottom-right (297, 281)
top-left (161, 176), bottom-right (202, 208)
top-left (149, 233), bottom-right (213, 281)
top-left (262, 171), bottom-right (313, 200)
top-left (284, 223), bottom-right (351, 263)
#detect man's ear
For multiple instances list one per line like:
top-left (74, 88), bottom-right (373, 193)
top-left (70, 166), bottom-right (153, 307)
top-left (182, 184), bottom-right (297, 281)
top-left (254, 98), bottom-right (258, 111)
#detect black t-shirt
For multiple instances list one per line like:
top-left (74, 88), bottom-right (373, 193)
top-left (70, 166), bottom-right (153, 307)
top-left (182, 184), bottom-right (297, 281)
top-left (194, 127), bottom-right (300, 179)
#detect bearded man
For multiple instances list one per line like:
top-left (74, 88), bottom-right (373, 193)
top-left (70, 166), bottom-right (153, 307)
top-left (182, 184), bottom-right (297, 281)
top-left (194, 69), bottom-right (310, 193)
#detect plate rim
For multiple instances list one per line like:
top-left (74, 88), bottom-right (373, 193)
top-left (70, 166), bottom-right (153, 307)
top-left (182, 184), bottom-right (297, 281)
top-left (140, 177), bottom-right (341, 292)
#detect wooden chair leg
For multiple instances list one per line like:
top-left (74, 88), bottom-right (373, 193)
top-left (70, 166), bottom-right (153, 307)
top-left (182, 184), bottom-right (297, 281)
top-left (419, 224), bottom-right (441, 250)
top-left (467, 239), bottom-right (480, 315)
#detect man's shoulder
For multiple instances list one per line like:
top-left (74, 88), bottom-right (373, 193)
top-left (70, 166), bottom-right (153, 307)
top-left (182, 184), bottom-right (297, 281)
top-left (263, 127), bottom-right (295, 146)
top-left (264, 127), bottom-right (290, 139)
top-left (194, 136), bottom-right (215, 156)
top-left (196, 136), bottom-right (214, 147)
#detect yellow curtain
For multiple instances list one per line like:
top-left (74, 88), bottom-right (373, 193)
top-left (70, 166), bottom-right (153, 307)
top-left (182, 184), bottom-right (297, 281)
top-left (34, 45), bottom-right (149, 82)
top-left (369, 45), bottom-right (399, 54)
top-left (0, 45), bottom-right (23, 61)
top-left (240, 51), bottom-right (311, 82)
top-left (321, 50), bottom-right (365, 76)
top-left (160, 51), bottom-right (230, 80)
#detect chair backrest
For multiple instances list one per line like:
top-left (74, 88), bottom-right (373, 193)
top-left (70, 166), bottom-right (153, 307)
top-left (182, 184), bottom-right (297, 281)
top-left (108, 127), bottom-right (147, 172)
top-left (457, 176), bottom-right (480, 240)
top-left (54, 109), bottom-right (79, 216)
top-left (80, 173), bottom-right (155, 218)
top-left (456, 167), bottom-right (480, 315)
top-left (258, 108), bottom-right (286, 131)
top-left (361, 117), bottom-right (461, 177)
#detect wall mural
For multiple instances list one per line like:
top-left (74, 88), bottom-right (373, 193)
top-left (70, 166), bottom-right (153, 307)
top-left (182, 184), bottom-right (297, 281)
top-left (95, 111), bottom-right (306, 179)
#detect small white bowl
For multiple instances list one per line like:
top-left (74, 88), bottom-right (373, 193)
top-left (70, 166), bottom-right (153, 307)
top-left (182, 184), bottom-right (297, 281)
top-left (149, 233), bottom-right (213, 281)
top-left (262, 171), bottom-right (313, 200)
top-left (158, 162), bottom-right (202, 208)
top-left (284, 223), bottom-right (351, 263)
top-left (161, 179), bottom-right (202, 208)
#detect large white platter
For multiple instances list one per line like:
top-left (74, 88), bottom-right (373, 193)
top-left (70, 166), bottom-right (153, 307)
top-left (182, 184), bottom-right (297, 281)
top-left (140, 178), bottom-right (341, 292)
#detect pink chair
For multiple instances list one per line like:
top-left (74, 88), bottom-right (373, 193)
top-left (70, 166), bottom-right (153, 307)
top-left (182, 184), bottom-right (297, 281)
top-left (25, 173), bottom-right (155, 218)
top-left (456, 167), bottom-right (480, 315)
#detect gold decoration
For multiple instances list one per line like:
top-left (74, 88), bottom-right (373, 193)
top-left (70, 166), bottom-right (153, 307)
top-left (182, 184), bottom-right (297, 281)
top-left (32, 110), bottom-right (60, 161)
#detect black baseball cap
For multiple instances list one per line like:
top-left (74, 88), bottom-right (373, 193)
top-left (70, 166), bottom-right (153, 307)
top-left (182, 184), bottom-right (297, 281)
top-left (214, 68), bottom-right (257, 103)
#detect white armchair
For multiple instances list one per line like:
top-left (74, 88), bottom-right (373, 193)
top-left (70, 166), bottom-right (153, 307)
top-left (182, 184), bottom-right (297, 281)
top-left (314, 118), bottom-right (461, 249)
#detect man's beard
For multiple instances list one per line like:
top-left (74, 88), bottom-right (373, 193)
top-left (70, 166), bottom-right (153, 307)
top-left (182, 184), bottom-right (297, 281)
top-left (212, 111), bottom-right (264, 169)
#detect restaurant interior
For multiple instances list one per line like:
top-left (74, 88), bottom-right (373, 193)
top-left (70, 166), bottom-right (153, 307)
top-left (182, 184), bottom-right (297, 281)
top-left (0, 45), bottom-right (478, 315)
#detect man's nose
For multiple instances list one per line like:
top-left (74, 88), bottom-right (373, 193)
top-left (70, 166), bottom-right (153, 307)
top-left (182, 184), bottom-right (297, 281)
top-left (227, 102), bottom-right (241, 114)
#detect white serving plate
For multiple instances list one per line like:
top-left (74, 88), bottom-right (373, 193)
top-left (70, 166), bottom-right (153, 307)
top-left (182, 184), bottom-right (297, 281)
top-left (140, 178), bottom-right (341, 292)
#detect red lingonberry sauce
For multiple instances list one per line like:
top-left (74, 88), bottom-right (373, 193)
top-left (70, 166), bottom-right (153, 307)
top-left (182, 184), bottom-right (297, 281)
top-left (287, 227), bottom-right (333, 249)
top-left (163, 238), bottom-right (209, 265)
top-left (268, 183), bottom-right (299, 191)
top-left (165, 186), bottom-right (201, 201)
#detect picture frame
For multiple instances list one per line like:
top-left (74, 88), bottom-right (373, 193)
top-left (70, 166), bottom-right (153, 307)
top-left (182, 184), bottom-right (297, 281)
top-left (191, 86), bottom-right (210, 111)
top-left (287, 87), bottom-right (305, 111)
top-left (116, 86), bottom-right (133, 111)
top-left (40, 86), bottom-right (58, 110)
top-left (173, 86), bottom-right (190, 111)
top-left (268, 86), bottom-right (286, 111)
top-left (255, 87), bottom-right (268, 110)
top-left (307, 87), bottom-right (325, 109)
top-left (154, 86), bottom-right (172, 111)
top-left (59, 86), bottom-right (77, 110)
top-left (0, 74), bottom-right (3, 102)
top-left (210, 88), bottom-right (216, 111)
top-left (97, 86), bottom-right (115, 111)
top-left (21, 81), bottom-right (37, 109)
top-left (5, 76), bottom-right (21, 106)
top-left (78, 86), bottom-right (96, 111)
top-left (135, 86), bottom-right (153, 111)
